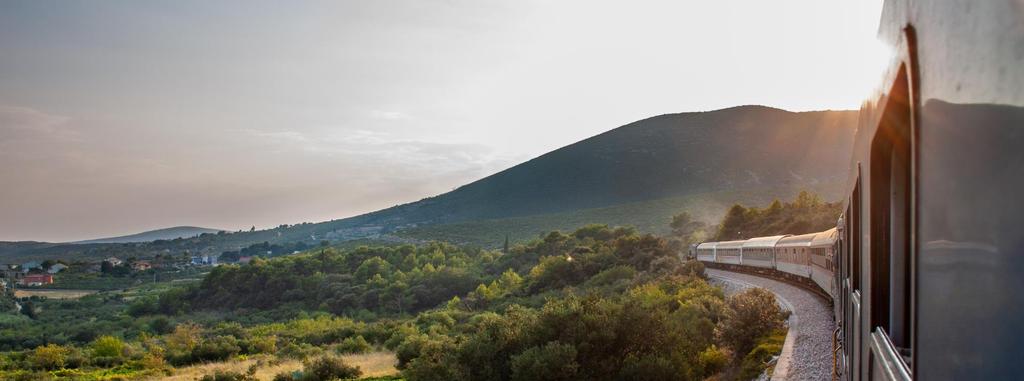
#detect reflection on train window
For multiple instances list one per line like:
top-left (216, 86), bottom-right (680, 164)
top-left (869, 64), bottom-right (914, 363)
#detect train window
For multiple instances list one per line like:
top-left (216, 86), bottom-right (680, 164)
top-left (869, 65), bottom-right (914, 359)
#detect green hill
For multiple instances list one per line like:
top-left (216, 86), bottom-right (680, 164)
top-left (328, 105), bottom-right (856, 239)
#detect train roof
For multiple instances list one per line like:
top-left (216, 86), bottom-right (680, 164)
top-left (695, 242), bottom-right (717, 250)
top-left (742, 235), bottom-right (789, 248)
top-left (809, 228), bottom-right (838, 247)
top-left (776, 233), bottom-right (818, 247)
top-left (715, 240), bottom-right (745, 249)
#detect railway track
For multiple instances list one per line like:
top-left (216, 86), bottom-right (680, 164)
top-left (707, 268), bottom-right (835, 381)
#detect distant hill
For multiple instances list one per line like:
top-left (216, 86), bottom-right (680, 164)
top-left (71, 226), bottom-right (224, 244)
top-left (0, 105), bottom-right (857, 262)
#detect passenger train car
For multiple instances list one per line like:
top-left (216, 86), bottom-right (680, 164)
top-left (697, 1), bottom-right (1024, 379)
top-left (693, 228), bottom-right (838, 299)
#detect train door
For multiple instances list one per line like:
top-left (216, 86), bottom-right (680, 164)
top-left (866, 63), bottom-right (915, 381)
top-left (849, 175), bottom-right (863, 381)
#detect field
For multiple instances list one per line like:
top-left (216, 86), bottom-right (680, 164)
top-left (152, 352), bottom-right (398, 381)
top-left (13, 289), bottom-right (97, 299)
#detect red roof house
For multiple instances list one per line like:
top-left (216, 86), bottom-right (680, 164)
top-left (20, 273), bottom-right (54, 286)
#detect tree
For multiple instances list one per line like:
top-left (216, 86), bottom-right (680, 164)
top-left (717, 288), bottom-right (787, 356)
top-left (716, 204), bottom-right (750, 240)
top-left (503, 234), bottom-right (510, 254)
top-left (91, 335), bottom-right (126, 358)
top-left (670, 212), bottom-right (706, 240)
top-left (29, 344), bottom-right (69, 370)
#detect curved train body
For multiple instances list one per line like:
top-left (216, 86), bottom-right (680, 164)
top-left (697, 1), bottom-right (1024, 379)
top-left (694, 228), bottom-right (838, 300)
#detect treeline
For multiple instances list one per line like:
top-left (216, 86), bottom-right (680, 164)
top-left (714, 191), bottom-right (841, 241)
top-left (144, 226), bottom-right (679, 319)
top-left (217, 241), bottom-right (315, 263)
top-left (169, 242), bottom-right (483, 317)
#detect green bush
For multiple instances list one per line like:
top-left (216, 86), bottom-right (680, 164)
top-left (299, 356), bottom-right (362, 381)
top-left (198, 370), bottom-right (257, 381)
top-left (739, 330), bottom-right (787, 380)
top-left (91, 336), bottom-right (125, 358)
top-left (28, 344), bottom-right (69, 370)
top-left (615, 354), bottom-right (679, 381)
top-left (191, 336), bottom-right (242, 363)
top-left (698, 344), bottom-right (728, 377)
top-left (509, 342), bottom-right (579, 381)
top-left (717, 287), bottom-right (787, 356)
top-left (336, 335), bottom-right (370, 354)
top-left (90, 336), bottom-right (126, 367)
top-left (278, 342), bottom-right (323, 360)
top-left (400, 336), bottom-right (460, 381)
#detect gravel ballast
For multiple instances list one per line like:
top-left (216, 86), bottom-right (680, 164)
top-left (707, 268), bottom-right (835, 381)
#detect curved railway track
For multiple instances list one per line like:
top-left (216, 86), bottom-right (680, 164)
top-left (707, 268), bottom-right (836, 381)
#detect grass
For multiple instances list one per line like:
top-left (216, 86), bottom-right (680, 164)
top-left (153, 352), bottom-right (398, 381)
top-left (13, 289), bottom-right (98, 299)
top-left (739, 329), bottom-right (788, 380)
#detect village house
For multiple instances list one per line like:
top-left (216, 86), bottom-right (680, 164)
top-left (190, 255), bottom-right (217, 266)
top-left (131, 261), bottom-right (152, 271)
top-left (103, 257), bottom-right (123, 266)
top-left (20, 261), bottom-right (42, 273)
top-left (20, 273), bottom-right (54, 286)
top-left (47, 263), bottom-right (68, 274)
top-left (238, 256), bottom-right (253, 264)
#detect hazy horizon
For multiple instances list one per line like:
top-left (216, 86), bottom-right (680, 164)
top-left (0, 1), bottom-right (884, 242)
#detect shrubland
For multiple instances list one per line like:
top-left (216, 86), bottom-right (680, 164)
top-left (1, 224), bottom-right (787, 380)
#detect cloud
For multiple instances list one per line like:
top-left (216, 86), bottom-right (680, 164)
top-left (0, 105), bottom-right (72, 141)
top-left (245, 127), bottom-right (515, 175)
top-left (369, 110), bottom-right (409, 121)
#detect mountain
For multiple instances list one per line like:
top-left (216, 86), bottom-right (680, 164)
top-left (328, 105), bottom-right (857, 238)
top-left (71, 226), bottom-right (224, 244)
top-left (0, 105), bottom-right (857, 262)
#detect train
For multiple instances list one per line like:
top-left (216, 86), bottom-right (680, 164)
top-left (695, 1), bottom-right (1024, 379)
top-left (694, 229), bottom-right (839, 299)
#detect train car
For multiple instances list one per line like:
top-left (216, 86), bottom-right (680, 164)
top-left (741, 235), bottom-right (788, 268)
top-left (774, 233), bottom-right (814, 277)
top-left (808, 228), bottom-right (837, 299)
top-left (690, 2), bottom-right (1023, 378)
top-left (832, 1), bottom-right (1024, 379)
top-left (695, 242), bottom-right (717, 262)
top-left (713, 240), bottom-right (744, 265)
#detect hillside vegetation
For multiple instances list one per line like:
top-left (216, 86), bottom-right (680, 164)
top-left (1, 225), bottom-right (787, 380)
top-left (713, 191), bottom-right (842, 241)
top-left (395, 184), bottom-right (845, 248)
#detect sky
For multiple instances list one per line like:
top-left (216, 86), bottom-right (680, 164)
top-left (0, 0), bottom-right (886, 242)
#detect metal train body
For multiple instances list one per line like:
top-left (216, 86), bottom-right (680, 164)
top-left (694, 229), bottom-right (838, 300)
top-left (698, 1), bottom-right (1024, 379)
